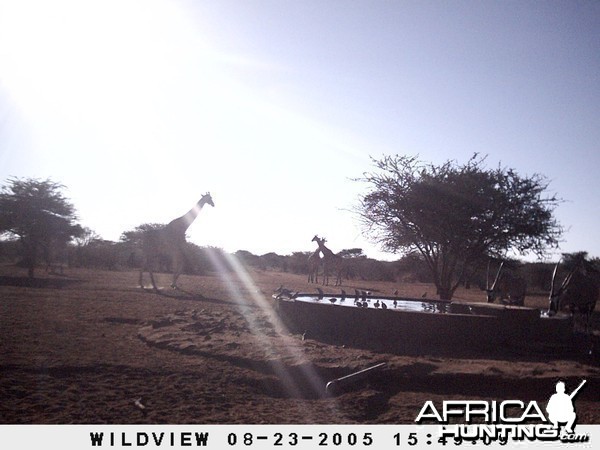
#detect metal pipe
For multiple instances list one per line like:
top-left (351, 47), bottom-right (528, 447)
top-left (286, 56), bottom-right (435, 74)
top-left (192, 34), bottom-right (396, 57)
top-left (325, 362), bottom-right (387, 395)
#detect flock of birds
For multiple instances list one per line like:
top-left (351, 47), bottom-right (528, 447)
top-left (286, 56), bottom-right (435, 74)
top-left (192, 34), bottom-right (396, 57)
top-left (273, 286), bottom-right (411, 310)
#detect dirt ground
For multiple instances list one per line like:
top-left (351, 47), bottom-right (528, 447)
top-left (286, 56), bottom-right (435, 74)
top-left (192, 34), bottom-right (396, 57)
top-left (1, 265), bottom-right (599, 424)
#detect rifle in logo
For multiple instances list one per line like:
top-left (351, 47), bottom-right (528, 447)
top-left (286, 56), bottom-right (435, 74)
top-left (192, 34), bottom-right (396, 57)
top-left (546, 379), bottom-right (586, 434)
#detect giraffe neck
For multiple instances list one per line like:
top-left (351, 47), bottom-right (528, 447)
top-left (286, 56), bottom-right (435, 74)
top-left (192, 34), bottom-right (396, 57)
top-left (317, 241), bottom-right (335, 258)
top-left (169, 199), bottom-right (208, 232)
top-left (181, 203), bottom-right (204, 228)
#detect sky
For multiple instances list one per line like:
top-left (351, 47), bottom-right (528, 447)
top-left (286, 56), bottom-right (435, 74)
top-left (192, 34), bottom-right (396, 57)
top-left (0, 0), bottom-right (599, 262)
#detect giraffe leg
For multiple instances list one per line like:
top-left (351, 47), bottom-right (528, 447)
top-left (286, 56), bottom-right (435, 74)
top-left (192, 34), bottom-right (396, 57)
top-left (140, 260), bottom-right (158, 290)
top-left (139, 264), bottom-right (153, 289)
top-left (171, 272), bottom-right (180, 289)
top-left (140, 255), bottom-right (159, 289)
top-left (149, 271), bottom-right (159, 290)
top-left (171, 250), bottom-right (183, 289)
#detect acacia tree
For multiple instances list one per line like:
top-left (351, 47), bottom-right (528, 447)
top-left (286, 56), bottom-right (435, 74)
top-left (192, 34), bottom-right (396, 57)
top-left (0, 178), bottom-right (83, 277)
top-left (357, 154), bottom-right (563, 300)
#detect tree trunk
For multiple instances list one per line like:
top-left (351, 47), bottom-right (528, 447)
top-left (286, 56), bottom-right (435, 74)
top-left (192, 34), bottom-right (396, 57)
top-left (438, 286), bottom-right (453, 301)
top-left (435, 277), bottom-right (454, 300)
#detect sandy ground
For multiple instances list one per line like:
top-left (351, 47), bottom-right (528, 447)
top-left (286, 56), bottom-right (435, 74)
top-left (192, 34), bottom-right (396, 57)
top-left (1, 265), bottom-right (598, 424)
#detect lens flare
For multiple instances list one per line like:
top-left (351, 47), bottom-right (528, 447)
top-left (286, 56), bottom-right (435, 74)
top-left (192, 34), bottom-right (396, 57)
top-left (202, 248), bottom-right (341, 418)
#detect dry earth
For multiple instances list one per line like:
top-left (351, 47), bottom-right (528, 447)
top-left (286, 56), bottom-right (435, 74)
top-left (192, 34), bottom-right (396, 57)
top-left (1, 265), bottom-right (599, 424)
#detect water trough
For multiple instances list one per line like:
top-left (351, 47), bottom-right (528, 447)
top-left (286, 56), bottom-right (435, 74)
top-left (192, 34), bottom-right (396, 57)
top-left (273, 290), bottom-right (573, 354)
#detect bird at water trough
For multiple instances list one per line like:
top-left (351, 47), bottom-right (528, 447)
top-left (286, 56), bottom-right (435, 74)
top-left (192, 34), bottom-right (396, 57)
top-left (354, 289), bottom-right (361, 302)
top-left (316, 287), bottom-right (324, 300)
top-left (340, 289), bottom-right (346, 301)
top-left (381, 302), bottom-right (388, 309)
top-left (374, 299), bottom-right (380, 308)
top-left (328, 297), bottom-right (337, 304)
top-left (273, 286), bottom-right (298, 300)
top-left (393, 299), bottom-right (398, 308)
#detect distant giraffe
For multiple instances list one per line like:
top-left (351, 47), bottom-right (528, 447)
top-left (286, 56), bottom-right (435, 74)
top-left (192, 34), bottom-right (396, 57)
top-left (139, 193), bottom-right (214, 290)
top-left (307, 248), bottom-right (321, 283)
top-left (41, 231), bottom-right (71, 275)
top-left (311, 235), bottom-right (343, 286)
top-left (41, 240), bottom-right (64, 274)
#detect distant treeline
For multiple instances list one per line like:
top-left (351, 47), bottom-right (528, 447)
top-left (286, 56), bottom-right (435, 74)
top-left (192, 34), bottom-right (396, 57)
top-left (0, 236), bottom-right (573, 293)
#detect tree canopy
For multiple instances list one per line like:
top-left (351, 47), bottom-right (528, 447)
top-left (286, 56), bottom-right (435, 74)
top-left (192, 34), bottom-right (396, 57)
top-left (356, 154), bottom-right (563, 299)
top-left (0, 178), bottom-right (83, 277)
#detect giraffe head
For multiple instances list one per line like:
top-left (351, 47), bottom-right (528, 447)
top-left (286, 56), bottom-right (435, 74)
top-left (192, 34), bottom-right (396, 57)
top-left (312, 235), bottom-right (325, 245)
top-left (200, 192), bottom-right (215, 207)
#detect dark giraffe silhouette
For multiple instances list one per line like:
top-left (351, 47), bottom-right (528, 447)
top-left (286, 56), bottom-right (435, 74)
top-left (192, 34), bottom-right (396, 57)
top-left (311, 235), bottom-right (343, 286)
top-left (549, 257), bottom-right (599, 334)
top-left (307, 248), bottom-right (321, 283)
top-left (486, 260), bottom-right (527, 306)
top-left (139, 193), bottom-right (214, 290)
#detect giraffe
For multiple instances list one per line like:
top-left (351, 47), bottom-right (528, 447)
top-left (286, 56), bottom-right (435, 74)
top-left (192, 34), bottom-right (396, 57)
top-left (307, 248), bottom-right (321, 284)
top-left (311, 235), bottom-right (343, 286)
top-left (549, 257), bottom-right (599, 334)
top-left (139, 193), bottom-right (214, 290)
top-left (42, 236), bottom-right (69, 275)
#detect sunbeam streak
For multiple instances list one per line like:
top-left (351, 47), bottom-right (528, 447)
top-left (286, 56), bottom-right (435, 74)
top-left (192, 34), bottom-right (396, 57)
top-left (203, 248), bottom-right (341, 417)
top-left (204, 251), bottom-right (310, 401)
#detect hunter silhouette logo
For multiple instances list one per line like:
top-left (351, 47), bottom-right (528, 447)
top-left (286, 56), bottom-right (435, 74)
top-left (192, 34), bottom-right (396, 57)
top-left (546, 379), bottom-right (586, 434)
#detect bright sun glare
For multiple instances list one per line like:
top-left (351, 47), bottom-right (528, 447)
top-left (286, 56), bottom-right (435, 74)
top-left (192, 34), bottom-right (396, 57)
top-left (0, 0), bottom-right (227, 159)
top-left (0, 0), bottom-right (350, 403)
top-left (0, 0), bottom-right (372, 259)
